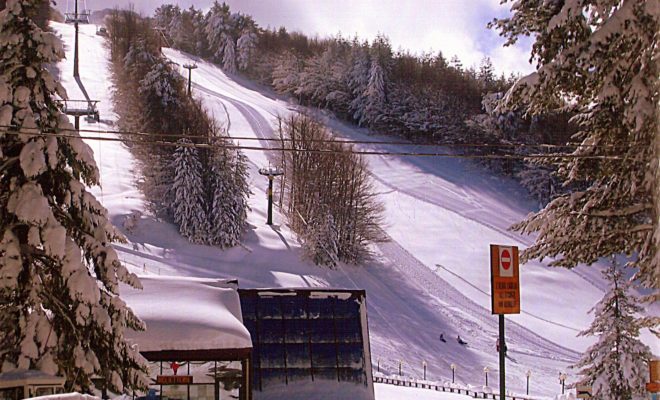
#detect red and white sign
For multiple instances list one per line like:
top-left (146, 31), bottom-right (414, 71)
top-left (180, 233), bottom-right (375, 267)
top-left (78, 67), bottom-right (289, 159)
top-left (490, 244), bottom-right (520, 314)
top-left (499, 246), bottom-right (514, 277)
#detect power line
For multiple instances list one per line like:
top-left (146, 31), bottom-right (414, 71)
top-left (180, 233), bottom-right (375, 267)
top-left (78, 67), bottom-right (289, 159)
top-left (0, 124), bottom-right (639, 152)
top-left (0, 128), bottom-right (631, 160)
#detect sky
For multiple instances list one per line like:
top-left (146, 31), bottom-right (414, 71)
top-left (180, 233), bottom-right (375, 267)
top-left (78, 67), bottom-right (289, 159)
top-left (66, 0), bottom-right (536, 75)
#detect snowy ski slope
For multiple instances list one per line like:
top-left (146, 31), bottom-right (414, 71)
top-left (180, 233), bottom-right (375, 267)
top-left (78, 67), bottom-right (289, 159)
top-left (50, 22), bottom-right (657, 399)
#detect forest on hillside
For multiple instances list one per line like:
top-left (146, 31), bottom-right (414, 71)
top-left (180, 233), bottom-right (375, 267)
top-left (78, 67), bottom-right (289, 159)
top-left (148, 1), bottom-right (577, 205)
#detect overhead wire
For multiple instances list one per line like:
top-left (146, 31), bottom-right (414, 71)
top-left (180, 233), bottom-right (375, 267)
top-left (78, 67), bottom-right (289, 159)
top-left (0, 124), bottom-right (639, 153)
top-left (0, 128), bottom-right (631, 160)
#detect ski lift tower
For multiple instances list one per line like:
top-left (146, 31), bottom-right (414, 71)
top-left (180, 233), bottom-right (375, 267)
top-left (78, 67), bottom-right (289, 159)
top-left (258, 165), bottom-right (283, 225)
top-left (182, 63), bottom-right (198, 96)
top-left (64, 0), bottom-right (90, 77)
top-left (62, 0), bottom-right (100, 129)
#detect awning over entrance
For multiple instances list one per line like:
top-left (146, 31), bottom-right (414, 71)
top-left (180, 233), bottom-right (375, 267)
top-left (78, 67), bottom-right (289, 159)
top-left (122, 276), bottom-right (252, 356)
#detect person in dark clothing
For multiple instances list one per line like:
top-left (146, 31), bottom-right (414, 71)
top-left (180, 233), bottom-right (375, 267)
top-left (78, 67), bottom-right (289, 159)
top-left (439, 333), bottom-right (446, 342)
top-left (457, 335), bottom-right (467, 345)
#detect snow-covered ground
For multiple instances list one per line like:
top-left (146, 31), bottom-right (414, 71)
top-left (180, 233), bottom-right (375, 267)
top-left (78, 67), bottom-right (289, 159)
top-left (50, 22), bottom-right (658, 399)
top-left (374, 384), bottom-right (477, 400)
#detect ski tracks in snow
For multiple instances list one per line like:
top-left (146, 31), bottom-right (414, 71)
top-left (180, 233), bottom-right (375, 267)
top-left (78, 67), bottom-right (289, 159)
top-left (190, 70), bottom-right (580, 363)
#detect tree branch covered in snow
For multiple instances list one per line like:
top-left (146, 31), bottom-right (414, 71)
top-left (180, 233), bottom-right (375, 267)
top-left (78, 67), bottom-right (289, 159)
top-left (0, 0), bottom-right (148, 393)
top-left (493, 0), bottom-right (659, 299)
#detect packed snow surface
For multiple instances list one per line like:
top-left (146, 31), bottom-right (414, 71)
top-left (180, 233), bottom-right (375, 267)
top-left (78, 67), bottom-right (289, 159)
top-left (50, 22), bottom-right (658, 399)
top-left (26, 394), bottom-right (100, 400)
top-left (122, 276), bottom-right (251, 352)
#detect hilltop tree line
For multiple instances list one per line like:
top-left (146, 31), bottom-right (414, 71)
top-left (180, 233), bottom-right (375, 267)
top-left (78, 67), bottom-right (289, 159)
top-left (106, 9), bottom-right (250, 248)
top-left (151, 2), bottom-right (575, 205)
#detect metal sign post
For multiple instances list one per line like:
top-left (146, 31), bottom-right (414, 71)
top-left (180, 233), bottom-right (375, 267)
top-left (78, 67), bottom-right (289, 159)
top-left (489, 244), bottom-right (521, 400)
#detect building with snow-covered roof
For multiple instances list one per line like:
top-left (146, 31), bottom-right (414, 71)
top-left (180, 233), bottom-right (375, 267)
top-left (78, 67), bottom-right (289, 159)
top-left (0, 370), bottom-right (66, 399)
top-left (121, 278), bottom-right (375, 400)
top-left (238, 288), bottom-right (374, 400)
top-left (122, 276), bottom-right (253, 400)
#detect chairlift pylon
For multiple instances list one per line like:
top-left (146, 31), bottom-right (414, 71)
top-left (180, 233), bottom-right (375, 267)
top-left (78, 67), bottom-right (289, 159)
top-left (64, 0), bottom-right (91, 24)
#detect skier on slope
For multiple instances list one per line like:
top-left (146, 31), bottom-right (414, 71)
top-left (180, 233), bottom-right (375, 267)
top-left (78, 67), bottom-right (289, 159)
top-left (457, 335), bottom-right (468, 345)
top-left (439, 333), bottom-right (446, 342)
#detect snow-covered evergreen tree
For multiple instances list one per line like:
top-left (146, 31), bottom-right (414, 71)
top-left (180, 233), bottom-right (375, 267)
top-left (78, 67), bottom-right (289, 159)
top-left (236, 29), bottom-right (257, 71)
top-left (347, 42), bottom-right (370, 125)
top-left (168, 12), bottom-right (191, 53)
top-left (207, 142), bottom-right (250, 248)
top-left (272, 52), bottom-right (302, 95)
top-left (0, 0), bottom-right (147, 392)
top-left (222, 34), bottom-right (237, 74)
top-left (362, 60), bottom-right (385, 127)
top-left (138, 60), bottom-right (182, 110)
top-left (478, 56), bottom-right (495, 93)
top-left (204, 1), bottom-right (232, 63)
top-left (123, 39), bottom-right (157, 79)
top-left (171, 138), bottom-right (207, 243)
top-left (136, 59), bottom-right (186, 215)
top-left (516, 162), bottom-right (559, 206)
top-left (574, 259), bottom-right (652, 400)
top-left (493, 0), bottom-right (659, 294)
top-left (296, 47), bottom-right (347, 108)
top-left (154, 4), bottom-right (179, 29)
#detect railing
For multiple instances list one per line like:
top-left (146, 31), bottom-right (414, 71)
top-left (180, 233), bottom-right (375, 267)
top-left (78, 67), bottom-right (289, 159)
top-left (373, 375), bottom-right (540, 400)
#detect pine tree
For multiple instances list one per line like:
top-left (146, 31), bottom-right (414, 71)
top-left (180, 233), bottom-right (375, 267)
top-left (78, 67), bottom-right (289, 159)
top-left (171, 138), bottom-right (207, 243)
top-left (138, 60), bottom-right (182, 111)
top-left (449, 55), bottom-right (463, 72)
top-left (478, 56), bottom-right (495, 93)
top-left (272, 52), bottom-right (302, 95)
top-left (347, 42), bottom-right (370, 125)
top-left (0, 0), bottom-right (147, 393)
top-left (168, 10), bottom-right (197, 54)
top-left (204, 1), bottom-right (231, 63)
top-left (493, 0), bottom-right (659, 294)
top-left (236, 29), bottom-right (257, 71)
top-left (153, 3), bottom-right (180, 45)
top-left (207, 141), bottom-right (250, 248)
top-left (362, 60), bottom-right (385, 127)
top-left (515, 162), bottom-right (558, 206)
top-left (222, 34), bottom-right (237, 74)
top-left (574, 259), bottom-right (652, 400)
